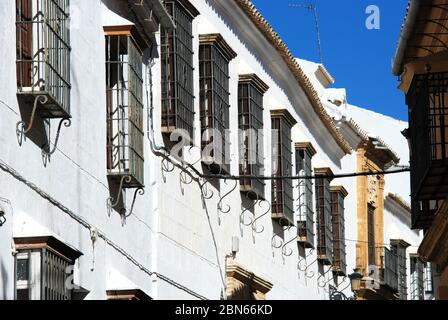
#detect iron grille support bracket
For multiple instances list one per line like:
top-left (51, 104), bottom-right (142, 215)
top-left (107, 176), bottom-right (145, 218)
top-left (41, 118), bottom-right (72, 162)
top-left (16, 95), bottom-right (48, 146)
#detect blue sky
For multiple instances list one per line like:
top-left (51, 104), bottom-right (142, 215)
top-left (252, 0), bottom-right (409, 121)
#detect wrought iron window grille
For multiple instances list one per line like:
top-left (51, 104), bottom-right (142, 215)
top-left (331, 186), bottom-right (348, 277)
top-left (161, 0), bottom-right (199, 141)
top-left (315, 168), bottom-right (334, 266)
top-left (16, 0), bottom-right (71, 153)
top-left (295, 143), bottom-right (317, 249)
top-left (105, 29), bottom-right (145, 217)
top-left (199, 34), bottom-right (237, 175)
top-left (271, 109), bottom-right (297, 227)
top-left (238, 74), bottom-right (269, 201)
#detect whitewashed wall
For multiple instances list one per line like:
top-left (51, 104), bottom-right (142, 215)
top-left (0, 0), bottom-right (417, 301)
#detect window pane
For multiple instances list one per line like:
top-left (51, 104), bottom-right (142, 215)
top-left (16, 289), bottom-right (30, 301)
top-left (17, 258), bottom-right (29, 281)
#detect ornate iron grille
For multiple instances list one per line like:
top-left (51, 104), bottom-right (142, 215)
top-left (16, 0), bottom-right (71, 118)
top-left (331, 190), bottom-right (347, 276)
top-left (315, 175), bottom-right (333, 264)
top-left (410, 256), bottom-right (425, 300)
top-left (391, 243), bottom-right (408, 300)
top-left (161, 0), bottom-right (196, 140)
top-left (15, 249), bottom-right (73, 300)
top-left (271, 117), bottom-right (294, 226)
top-left (407, 72), bottom-right (448, 216)
top-left (296, 148), bottom-right (315, 248)
top-left (238, 75), bottom-right (267, 199)
top-left (381, 246), bottom-right (398, 292)
top-left (106, 33), bottom-right (144, 188)
top-left (199, 43), bottom-right (231, 174)
top-left (42, 249), bottom-right (72, 300)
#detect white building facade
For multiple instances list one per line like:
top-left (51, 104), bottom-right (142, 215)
top-left (0, 0), bottom-right (422, 300)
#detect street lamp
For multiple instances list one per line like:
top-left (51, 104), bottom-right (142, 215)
top-left (329, 269), bottom-right (362, 300)
top-left (349, 269), bottom-right (362, 299)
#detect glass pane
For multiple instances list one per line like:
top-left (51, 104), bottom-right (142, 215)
top-left (16, 289), bottom-right (30, 301)
top-left (17, 258), bottom-right (29, 281)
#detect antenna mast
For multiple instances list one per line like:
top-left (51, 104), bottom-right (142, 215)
top-left (288, 3), bottom-right (323, 64)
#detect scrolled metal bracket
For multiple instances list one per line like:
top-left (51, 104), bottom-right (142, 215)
top-left (107, 175), bottom-right (131, 216)
top-left (16, 95), bottom-right (48, 146)
top-left (298, 248), bottom-right (315, 272)
top-left (217, 179), bottom-right (238, 225)
top-left (251, 198), bottom-right (271, 235)
top-left (304, 256), bottom-right (319, 279)
top-left (240, 191), bottom-right (258, 228)
top-left (124, 187), bottom-right (145, 220)
top-left (281, 225), bottom-right (298, 258)
top-left (318, 266), bottom-right (334, 289)
top-left (41, 118), bottom-right (72, 162)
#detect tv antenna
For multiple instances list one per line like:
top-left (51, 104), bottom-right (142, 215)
top-left (288, 3), bottom-right (324, 64)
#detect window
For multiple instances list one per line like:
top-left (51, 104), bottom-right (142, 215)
top-left (424, 262), bottom-right (434, 294)
top-left (410, 255), bottom-right (425, 300)
top-left (295, 143), bottom-right (316, 248)
top-left (271, 110), bottom-right (297, 226)
top-left (105, 27), bottom-right (145, 188)
top-left (199, 34), bottom-right (237, 174)
top-left (161, 0), bottom-right (199, 140)
top-left (16, 0), bottom-right (71, 118)
top-left (315, 168), bottom-right (334, 265)
top-left (14, 236), bottom-right (81, 300)
top-left (391, 240), bottom-right (410, 300)
top-left (383, 247), bottom-right (399, 291)
top-left (367, 205), bottom-right (376, 266)
top-left (239, 74), bottom-right (268, 199)
top-left (407, 72), bottom-right (448, 229)
top-left (331, 186), bottom-right (348, 276)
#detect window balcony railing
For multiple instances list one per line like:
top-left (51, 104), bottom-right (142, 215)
top-left (375, 246), bottom-right (399, 292)
top-left (407, 72), bottom-right (448, 228)
top-left (16, 0), bottom-right (71, 119)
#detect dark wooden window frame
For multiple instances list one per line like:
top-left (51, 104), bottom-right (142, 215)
top-left (296, 142), bottom-right (317, 249)
top-left (16, 0), bottom-right (71, 118)
top-left (105, 26), bottom-right (145, 188)
top-left (331, 186), bottom-right (348, 276)
top-left (271, 110), bottom-right (297, 227)
top-left (161, 0), bottom-right (199, 141)
top-left (314, 167), bottom-right (334, 265)
top-left (199, 34), bottom-right (237, 174)
top-left (239, 74), bottom-right (269, 199)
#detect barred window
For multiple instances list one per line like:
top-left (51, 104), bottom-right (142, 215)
top-left (368, 205), bottom-right (376, 266)
top-left (161, 0), bottom-right (199, 141)
top-left (391, 240), bottom-right (410, 300)
top-left (271, 110), bottom-right (296, 226)
top-left (295, 143), bottom-right (316, 248)
top-left (239, 74), bottom-right (269, 199)
top-left (424, 262), bottom-right (434, 294)
top-left (199, 34), bottom-right (236, 174)
top-left (315, 168), bottom-right (334, 265)
top-left (16, 0), bottom-right (71, 118)
top-left (14, 237), bottom-right (81, 300)
top-left (331, 186), bottom-right (347, 276)
top-left (410, 255), bottom-right (425, 300)
top-left (105, 28), bottom-right (144, 188)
